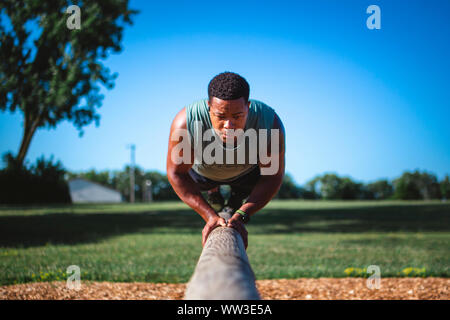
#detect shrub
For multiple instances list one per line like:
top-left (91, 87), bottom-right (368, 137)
top-left (0, 152), bottom-right (71, 204)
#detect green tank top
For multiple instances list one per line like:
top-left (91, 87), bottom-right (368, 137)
top-left (185, 99), bottom-right (277, 182)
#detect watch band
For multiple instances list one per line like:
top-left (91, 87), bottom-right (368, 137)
top-left (236, 209), bottom-right (250, 224)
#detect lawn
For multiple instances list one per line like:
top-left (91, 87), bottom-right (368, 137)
top-left (0, 200), bottom-right (449, 285)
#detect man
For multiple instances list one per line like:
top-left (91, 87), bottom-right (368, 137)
top-left (167, 72), bottom-right (285, 249)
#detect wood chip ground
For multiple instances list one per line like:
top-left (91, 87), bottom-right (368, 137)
top-left (1, 278), bottom-right (448, 300)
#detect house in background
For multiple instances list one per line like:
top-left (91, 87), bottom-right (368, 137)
top-left (68, 178), bottom-right (123, 203)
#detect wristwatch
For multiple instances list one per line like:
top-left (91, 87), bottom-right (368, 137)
top-left (236, 209), bottom-right (250, 224)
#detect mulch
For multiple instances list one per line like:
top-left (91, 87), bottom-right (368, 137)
top-left (1, 278), bottom-right (448, 300)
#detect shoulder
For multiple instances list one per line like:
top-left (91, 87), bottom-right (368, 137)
top-left (248, 99), bottom-right (284, 131)
top-left (273, 112), bottom-right (285, 133)
top-left (171, 107), bottom-right (187, 130)
top-left (172, 99), bottom-right (209, 130)
top-left (249, 99), bottom-right (274, 113)
top-left (185, 99), bottom-right (210, 129)
top-left (185, 99), bottom-right (209, 116)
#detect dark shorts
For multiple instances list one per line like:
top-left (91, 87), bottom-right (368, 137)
top-left (188, 166), bottom-right (261, 198)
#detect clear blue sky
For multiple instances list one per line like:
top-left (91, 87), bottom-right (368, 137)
top-left (1, 0), bottom-right (449, 185)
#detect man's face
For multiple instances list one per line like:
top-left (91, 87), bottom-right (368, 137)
top-left (208, 97), bottom-right (250, 144)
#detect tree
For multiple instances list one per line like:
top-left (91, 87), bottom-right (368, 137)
top-left (311, 173), bottom-right (363, 200)
top-left (304, 176), bottom-right (320, 199)
top-left (339, 177), bottom-right (364, 200)
top-left (304, 173), bottom-right (367, 200)
top-left (440, 175), bottom-right (450, 200)
top-left (366, 179), bottom-right (393, 200)
top-left (142, 171), bottom-right (179, 201)
top-left (0, 0), bottom-right (137, 165)
top-left (0, 151), bottom-right (70, 204)
top-left (393, 170), bottom-right (441, 200)
top-left (276, 173), bottom-right (302, 199)
top-left (318, 173), bottom-right (347, 199)
top-left (110, 167), bottom-right (179, 202)
top-left (66, 169), bottom-right (113, 188)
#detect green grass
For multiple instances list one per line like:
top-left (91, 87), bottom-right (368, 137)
top-left (0, 200), bottom-right (449, 285)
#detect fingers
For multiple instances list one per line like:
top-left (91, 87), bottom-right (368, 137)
top-left (202, 217), bottom-right (248, 249)
top-left (217, 217), bottom-right (227, 227)
top-left (202, 217), bottom-right (227, 247)
top-left (226, 220), bottom-right (248, 249)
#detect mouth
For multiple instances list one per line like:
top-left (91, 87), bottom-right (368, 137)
top-left (221, 132), bottom-right (238, 141)
top-left (222, 131), bottom-right (234, 137)
top-left (222, 129), bottom-right (244, 137)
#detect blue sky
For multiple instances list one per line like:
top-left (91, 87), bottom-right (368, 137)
top-left (1, 0), bottom-right (449, 185)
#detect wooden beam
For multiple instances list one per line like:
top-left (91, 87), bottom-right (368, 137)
top-left (184, 211), bottom-right (260, 300)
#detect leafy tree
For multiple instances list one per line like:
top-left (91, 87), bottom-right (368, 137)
top-left (310, 173), bottom-right (363, 200)
top-left (0, 0), bottom-right (137, 166)
top-left (366, 179), bottom-right (393, 200)
top-left (318, 173), bottom-right (341, 199)
top-left (0, 151), bottom-right (70, 204)
top-left (440, 175), bottom-right (450, 200)
top-left (298, 187), bottom-right (318, 199)
top-left (276, 173), bottom-right (302, 199)
top-left (393, 170), bottom-right (441, 200)
top-left (67, 169), bottom-right (112, 186)
top-left (305, 173), bottom-right (370, 200)
top-left (143, 171), bottom-right (179, 201)
top-left (393, 173), bottom-right (421, 200)
top-left (304, 176), bottom-right (320, 199)
top-left (339, 177), bottom-right (364, 200)
top-left (109, 167), bottom-right (179, 202)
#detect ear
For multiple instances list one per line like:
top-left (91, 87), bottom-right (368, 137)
top-left (207, 99), bottom-right (211, 111)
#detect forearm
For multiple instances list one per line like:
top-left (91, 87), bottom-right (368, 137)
top-left (168, 171), bottom-right (217, 222)
top-left (239, 173), bottom-right (283, 216)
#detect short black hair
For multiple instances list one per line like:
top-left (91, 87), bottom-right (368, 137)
top-left (208, 72), bottom-right (250, 102)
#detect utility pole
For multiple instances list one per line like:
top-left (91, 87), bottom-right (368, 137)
top-left (127, 144), bottom-right (136, 203)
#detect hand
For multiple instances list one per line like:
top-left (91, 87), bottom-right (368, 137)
top-left (202, 215), bottom-right (227, 247)
top-left (226, 213), bottom-right (248, 249)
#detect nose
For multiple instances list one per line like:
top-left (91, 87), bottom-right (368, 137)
top-left (223, 120), bottom-right (235, 129)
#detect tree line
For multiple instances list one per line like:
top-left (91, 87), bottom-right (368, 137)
top-left (279, 172), bottom-right (450, 201)
top-left (1, 151), bottom-right (449, 204)
top-left (66, 165), bottom-right (450, 202)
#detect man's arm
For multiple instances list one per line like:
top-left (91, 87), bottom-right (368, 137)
top-left (166, 108), bottom-right (226, 246)
top-left (227, 113), bottom-right (285, 224)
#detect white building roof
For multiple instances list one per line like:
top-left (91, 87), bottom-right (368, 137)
top-left (68, 178), bottom-right (123, 203)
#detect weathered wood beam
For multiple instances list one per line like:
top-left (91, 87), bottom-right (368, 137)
top-left (184, 211), bottom-right (260, 300)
